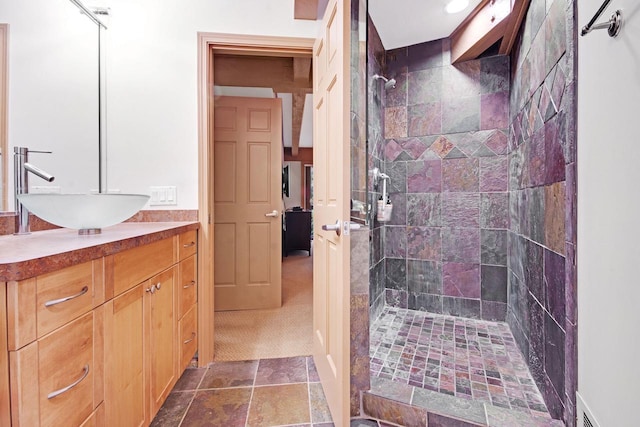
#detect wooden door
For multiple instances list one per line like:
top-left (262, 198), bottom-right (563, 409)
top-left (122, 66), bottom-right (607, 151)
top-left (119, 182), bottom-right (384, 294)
top-left (146, 267), bottom-right (177, 418)
top-left (104, 285), bottom-right (145, 427)
top-left (312, 0), bottom-right (351, 425)
top-left (213, 96), bottom-right (283, 311)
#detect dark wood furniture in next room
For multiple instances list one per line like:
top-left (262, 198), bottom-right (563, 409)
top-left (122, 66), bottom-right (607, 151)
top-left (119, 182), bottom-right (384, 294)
top-left (284, 210), bottom-right (312, 256)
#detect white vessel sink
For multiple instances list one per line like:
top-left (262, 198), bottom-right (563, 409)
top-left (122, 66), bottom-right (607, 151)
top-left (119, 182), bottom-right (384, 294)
top-left (17, 193), bottom-right (150, 234)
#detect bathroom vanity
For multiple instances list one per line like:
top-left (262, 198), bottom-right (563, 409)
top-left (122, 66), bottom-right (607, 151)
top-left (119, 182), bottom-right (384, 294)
top-left (0, 222), bottom-right (198, 426)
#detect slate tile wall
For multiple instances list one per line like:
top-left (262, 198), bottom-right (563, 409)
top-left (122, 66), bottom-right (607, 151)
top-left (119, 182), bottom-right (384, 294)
top-left (380, 39), bottom-right (511, 322)
top-left (367, 14), bottom-right (386, 323)
top-left (506, 0), bottom-right (577, 424)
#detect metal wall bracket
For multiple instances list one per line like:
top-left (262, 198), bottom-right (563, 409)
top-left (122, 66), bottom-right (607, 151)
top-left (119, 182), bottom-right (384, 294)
top-left (581, 0), bottom-right (623, 38)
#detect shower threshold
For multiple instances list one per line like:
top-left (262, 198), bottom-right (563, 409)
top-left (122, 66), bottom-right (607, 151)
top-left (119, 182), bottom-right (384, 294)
top-left (367, 306), bottom-right (564, 426)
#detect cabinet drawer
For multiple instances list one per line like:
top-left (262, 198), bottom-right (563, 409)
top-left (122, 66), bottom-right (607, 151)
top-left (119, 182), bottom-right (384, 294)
top-left (178, 230), bottom-right (197, 261)
top-left (179, 304), bottom-right (197, 372)
top-left (178, 255), bottom-right (197, 318)
top-left (37, 260), bottom-right (95, 339)
top-left (79, 403), bottom-right (105, 427)
top-left (10, 311), bottom-right (97, 427)
top-left (112, 238), bottom-right (175, 296)
top-left (7, 259), bottom-right (101, 351)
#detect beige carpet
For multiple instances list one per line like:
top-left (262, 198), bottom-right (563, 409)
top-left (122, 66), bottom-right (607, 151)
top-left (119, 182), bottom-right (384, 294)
top-left (213, 252), bottom-right (313, 361)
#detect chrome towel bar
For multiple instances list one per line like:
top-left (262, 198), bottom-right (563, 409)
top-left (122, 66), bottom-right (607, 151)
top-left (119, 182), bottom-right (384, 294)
top-left (581, 0), bottom-right (622, 38)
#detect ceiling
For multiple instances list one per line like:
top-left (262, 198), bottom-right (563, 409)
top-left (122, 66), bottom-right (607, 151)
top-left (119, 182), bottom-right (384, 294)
top-left (368, 0), bottom-right (484, 50)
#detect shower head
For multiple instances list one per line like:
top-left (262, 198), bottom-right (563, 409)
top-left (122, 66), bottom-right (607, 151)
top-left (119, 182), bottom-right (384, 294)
top-left (372, 74), bottom-right (396, 90)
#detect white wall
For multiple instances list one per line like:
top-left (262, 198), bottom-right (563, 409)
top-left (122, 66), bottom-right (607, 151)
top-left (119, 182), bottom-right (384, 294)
top-left (103, 0), bottom-right (318, 208)
top-left (2, 0), bottom-right (318, 210)
top-left (577, 1), bottom-right (640, 425)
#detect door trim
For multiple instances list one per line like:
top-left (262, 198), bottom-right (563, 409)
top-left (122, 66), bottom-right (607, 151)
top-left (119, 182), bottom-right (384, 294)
top-left (196, 32), bottom-right (314, 366)
top-left (0, 24), bottom-right (8, 211)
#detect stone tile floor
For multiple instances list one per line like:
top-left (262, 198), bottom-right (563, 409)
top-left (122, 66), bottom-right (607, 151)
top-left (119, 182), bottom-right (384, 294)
top-left (370, 306), bottom-right (552, 419)
top-left (151, 356), bottom-right (335, 426)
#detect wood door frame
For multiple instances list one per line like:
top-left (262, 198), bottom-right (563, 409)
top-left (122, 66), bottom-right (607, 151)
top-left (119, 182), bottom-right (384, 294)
top-left (0, 24), bottom-right (8, 211)
top-left (196, 32), bottom-right (314, 366)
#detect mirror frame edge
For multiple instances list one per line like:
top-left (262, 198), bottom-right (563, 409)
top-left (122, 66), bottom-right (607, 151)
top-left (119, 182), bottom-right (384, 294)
top-left (0, 23), bottom-right (8, 211)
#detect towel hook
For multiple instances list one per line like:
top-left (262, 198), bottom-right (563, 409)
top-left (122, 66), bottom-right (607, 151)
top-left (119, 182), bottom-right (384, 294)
top-left (581, 0), bottom-right (622, 38)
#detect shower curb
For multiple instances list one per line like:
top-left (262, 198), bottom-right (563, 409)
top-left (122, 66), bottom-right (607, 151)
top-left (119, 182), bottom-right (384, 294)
top-left (362, 377), bottom-right (565, 427)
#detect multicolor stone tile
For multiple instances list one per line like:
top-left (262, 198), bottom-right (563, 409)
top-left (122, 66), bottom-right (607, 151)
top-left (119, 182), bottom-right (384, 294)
top-left (407, 159), bottom-right (442, 193)
top-left (442, 193), bottom-right (480, 228)
top-left (255, 356), bottom-right (308, 386)
top-left (481, 92), bottom-right (509, 130)
top-left (443, 262), bottom-right (481, 298)
top-left (384, 107), bottom-right (408, 139)
top-left (370, 307), bottom-right (551, 418)
top-left (150, 391), bottom-right (194, 427)
top-left (181, 388), bottom-right (252, 427)
top-left (408, 103), bottom-right (442, 137)
top-left (154, 357), bottom-right (335, 427)
top-left (199, 359), bottom-right (257, 389)
top-left (247, 384), bottom-right (311, 426)
top-left (443, 158), bottom-right (480, 193)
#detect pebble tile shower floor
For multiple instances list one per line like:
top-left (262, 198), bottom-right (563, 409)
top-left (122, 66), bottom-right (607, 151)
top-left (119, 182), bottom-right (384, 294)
top-left (370, 306), bottom-right (552, 419)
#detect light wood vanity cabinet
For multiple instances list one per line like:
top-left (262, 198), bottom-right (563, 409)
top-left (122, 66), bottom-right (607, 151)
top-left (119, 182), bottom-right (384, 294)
top-left (2, 228), bottom-right (198, 427)
top-left (104, 231), bottom-right (196, 426)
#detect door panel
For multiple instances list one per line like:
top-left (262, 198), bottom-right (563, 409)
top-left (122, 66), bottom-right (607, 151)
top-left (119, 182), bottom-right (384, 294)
top-left (214, 96), bottom-right (283, 311)
top-left (312, 0), bottom-right (350, 425)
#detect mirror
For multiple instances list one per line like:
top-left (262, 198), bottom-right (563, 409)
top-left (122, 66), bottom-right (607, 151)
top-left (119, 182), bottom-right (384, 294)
top-left (0, 0), bottom-right (102, 211)
top-left (283, 160), bottom-right (302, 210)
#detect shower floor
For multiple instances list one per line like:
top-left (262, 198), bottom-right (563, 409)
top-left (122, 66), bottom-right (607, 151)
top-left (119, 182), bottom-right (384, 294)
top-left (370, 306), bottom-right (552, 419)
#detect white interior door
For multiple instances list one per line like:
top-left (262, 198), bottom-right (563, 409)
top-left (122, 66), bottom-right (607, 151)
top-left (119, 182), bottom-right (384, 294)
top-left (312, 0), bottom-right (351, 425)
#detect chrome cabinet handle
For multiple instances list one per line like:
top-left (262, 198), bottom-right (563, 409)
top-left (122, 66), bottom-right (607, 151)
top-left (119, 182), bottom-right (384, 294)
top-left (265, 210), bottom-right (279, 218)
top-left (183, 241), bottom-right (196, 248)
top-left (183, 332), bottom-right (196, 345)
top-left (321, 220), bottom-right (341, 236)
top-left (44, 286), bottom-right (89, 307)
top-left (47, 365), bottom-right (90, 399)
top-left (156, 282), bottom-right (161, 291)
top-left (183, 280), bottom-right (196, 289)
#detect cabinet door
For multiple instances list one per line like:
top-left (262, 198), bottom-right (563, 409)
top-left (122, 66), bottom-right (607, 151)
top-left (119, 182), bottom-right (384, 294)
top-left (104, 285), bottom-right (145, 427)
top-left (147, 267), bottom-right (177, 418)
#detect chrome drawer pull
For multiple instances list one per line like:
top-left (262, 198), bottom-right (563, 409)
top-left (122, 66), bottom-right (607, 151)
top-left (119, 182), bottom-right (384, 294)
top-left (183, 280), bottom-right (196, 289)
top-left (47, 365), bottom-right (90, 399)
top-left (44, 286), bottom-right (89, 307)
top-left (183, 332), bottom-right (196, 344)
top-left (183, 241), bottom-right (196, 248)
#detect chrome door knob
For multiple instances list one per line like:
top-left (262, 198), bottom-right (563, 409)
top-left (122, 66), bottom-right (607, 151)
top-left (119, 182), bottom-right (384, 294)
top-left (265, 210), bottom-right (279, 217)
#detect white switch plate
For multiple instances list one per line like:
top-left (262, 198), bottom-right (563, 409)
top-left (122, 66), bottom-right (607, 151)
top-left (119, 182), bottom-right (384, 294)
top-left (150, 186), bottom-right (177, 206)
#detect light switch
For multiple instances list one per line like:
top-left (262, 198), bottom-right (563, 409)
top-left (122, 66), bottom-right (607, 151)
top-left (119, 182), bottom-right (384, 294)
top-left (150, 186), bottom-right (177, 206)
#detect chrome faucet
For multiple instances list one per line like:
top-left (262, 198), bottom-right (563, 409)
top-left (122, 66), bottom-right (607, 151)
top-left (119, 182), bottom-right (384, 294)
top-left (14, 147), bottom-right (55, 235)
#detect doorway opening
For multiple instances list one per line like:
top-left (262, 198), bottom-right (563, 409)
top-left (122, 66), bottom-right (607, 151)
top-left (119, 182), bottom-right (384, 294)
top-left (196, 33), bottom-right (316, 364)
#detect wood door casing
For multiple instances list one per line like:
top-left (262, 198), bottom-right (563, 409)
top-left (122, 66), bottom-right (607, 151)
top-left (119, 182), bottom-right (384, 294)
top-left (312, 0), bottom-right (351, 425)
top-left (213, 96), bottom-right (283, 311)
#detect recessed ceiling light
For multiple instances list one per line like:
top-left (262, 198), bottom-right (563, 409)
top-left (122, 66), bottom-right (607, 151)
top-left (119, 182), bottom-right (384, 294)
top-left (445, 0), bottom-right (470, 14)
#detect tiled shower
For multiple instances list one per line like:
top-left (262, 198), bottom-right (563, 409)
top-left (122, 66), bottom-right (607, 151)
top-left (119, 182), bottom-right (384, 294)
top-left (366, 0), bottom-right (577, 425)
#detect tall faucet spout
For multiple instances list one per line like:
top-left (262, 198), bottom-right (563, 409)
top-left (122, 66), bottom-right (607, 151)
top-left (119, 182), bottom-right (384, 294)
top-left (24, 163), bottom-right (55, 182)
top-left (13, 146), bottom-right (55, 235)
